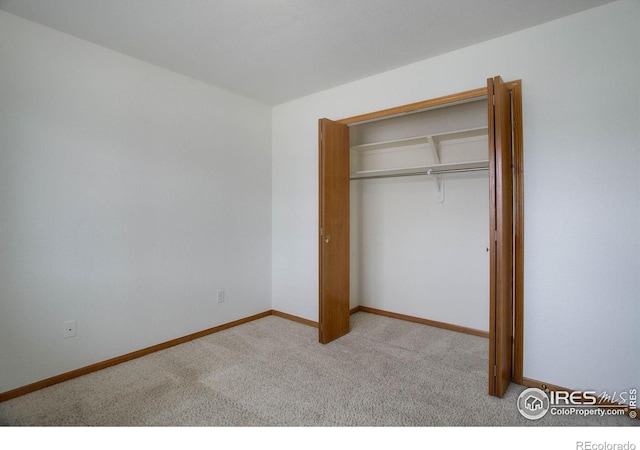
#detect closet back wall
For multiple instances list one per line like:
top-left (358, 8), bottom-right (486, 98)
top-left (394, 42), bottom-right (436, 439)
top-left (349, 100), bottom-right (489, 331)
top-left (351, 173), bottom-right (489, 331)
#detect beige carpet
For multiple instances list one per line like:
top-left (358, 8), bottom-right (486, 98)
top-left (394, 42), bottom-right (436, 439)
top-left (0, 312), bottom-right (637, 427)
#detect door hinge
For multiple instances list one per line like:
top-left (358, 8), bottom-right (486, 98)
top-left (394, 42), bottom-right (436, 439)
top-left (494, 229), bottom-right (498, 241)
top-left (320, 227), bottom-right (324, 237)
top-left (492, 94), bottom-right (495, 106)
top-left (320, 132), bottom-right (323, 141)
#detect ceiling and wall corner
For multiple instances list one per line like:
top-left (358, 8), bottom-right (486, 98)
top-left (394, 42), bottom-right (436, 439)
top-left (0, 0), bottom-right (618, 105)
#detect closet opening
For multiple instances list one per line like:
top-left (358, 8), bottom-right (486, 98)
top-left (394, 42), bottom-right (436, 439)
top-left (319, 78), bottom-right (523, 397)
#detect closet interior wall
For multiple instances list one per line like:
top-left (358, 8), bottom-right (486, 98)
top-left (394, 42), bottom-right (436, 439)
top-left (349, 99), bottom-right (491, 332)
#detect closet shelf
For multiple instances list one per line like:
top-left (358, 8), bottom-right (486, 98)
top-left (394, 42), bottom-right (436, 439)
top-left (351, 126), bottom-right (488, 152)
top-left (350, 160), bottom-right (489, 180)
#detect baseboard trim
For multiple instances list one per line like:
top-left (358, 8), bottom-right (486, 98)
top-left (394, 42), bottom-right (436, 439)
top-left (0, 310), bottom-right (274, 403)
top-left (271, 310), bottom-right (318, 328)
top-left (522, 377), bottom-right (638, 420)
top-left (356, 306), bottom-right (489, 338)
top-left (521, 377), bottom-right (570, 393)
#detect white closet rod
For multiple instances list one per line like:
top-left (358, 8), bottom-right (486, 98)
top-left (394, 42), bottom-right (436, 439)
top-left (350, 166), bottom-right (488, 181)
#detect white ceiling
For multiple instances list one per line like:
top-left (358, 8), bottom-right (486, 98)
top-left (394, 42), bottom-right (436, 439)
top-left (0, 0), bottom-right (616, 105)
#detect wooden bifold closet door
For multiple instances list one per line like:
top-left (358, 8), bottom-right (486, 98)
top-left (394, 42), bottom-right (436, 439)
top-left (318, 118), bottom-right (350, 344)
top-left (488, 75), bottom-right (514, 398)
top-left (318, 76), bottom-right (520, 398)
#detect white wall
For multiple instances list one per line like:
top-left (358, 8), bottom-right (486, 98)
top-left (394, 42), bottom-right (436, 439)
top-left (352, 174), bottom-right (489, 331)
top-left (272, 0), bottom-right (639, 394)
top-left (0, 11), bottom-right (272, 393)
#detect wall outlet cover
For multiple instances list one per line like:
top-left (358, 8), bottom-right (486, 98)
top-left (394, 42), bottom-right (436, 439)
top-left (64, 320), bottom-right (77, 338)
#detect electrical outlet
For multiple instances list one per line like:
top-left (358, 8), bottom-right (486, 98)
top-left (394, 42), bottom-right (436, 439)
top-left (64, 320), bottom-right (77, 338)
top-left (217, 289), bottom-right (225, 303)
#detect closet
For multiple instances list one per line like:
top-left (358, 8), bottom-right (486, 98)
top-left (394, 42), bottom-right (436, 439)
top-left (318, 76), bottom-right (523, 397)
top-left (348, 99), bottom-right (490, 335)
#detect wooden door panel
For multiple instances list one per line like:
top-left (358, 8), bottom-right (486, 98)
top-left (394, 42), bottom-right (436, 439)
top-left (318, 118), bottom-right (350, 344)
top-left (488, 76), bottom-right (514, 397)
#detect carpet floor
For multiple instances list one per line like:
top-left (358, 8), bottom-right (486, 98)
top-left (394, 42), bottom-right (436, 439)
top-left (0, 312), bottom-right (637, 427)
